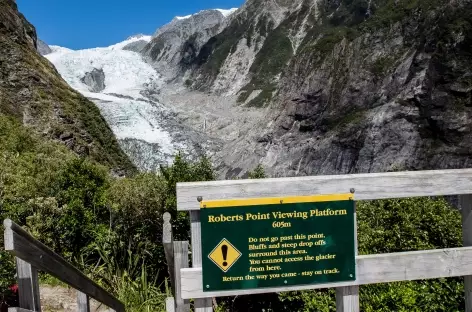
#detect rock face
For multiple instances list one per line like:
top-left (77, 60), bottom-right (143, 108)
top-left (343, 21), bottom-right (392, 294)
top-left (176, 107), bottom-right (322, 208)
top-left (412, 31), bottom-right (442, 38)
top-left (141, 9), bottom-right (237, 79)
top-left (80, 68), bottom-right (106, 92)
top-left (37, 39), bottom-right (52, 55)
top-left (145, 0), bottom-right (472, 178)
top-left (24, 0), bottom-right (472, 179)
top-left (0, 0), bottom-right (136, 174)
top-left (122, 40), bottom-right (148, 53)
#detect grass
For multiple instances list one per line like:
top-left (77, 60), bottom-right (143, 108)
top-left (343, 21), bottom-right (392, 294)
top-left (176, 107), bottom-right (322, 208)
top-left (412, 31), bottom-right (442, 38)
top-left (39, 275), bottom-right (69, 288)
top-left (37, 253), bottom-right (169, 312)
top-left (88, 244), bottom-right (170, 312)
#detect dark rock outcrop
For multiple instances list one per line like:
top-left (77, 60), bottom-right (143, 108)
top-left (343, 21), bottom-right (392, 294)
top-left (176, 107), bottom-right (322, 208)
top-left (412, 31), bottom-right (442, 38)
top-left (142, 9), bottom-right (233, 79)
top-left (122, 40), bottom-right (148, 53)
top-left (37, 39), bottom-right (52, 55)
top-left (81, 68), bottom-right (106, 92)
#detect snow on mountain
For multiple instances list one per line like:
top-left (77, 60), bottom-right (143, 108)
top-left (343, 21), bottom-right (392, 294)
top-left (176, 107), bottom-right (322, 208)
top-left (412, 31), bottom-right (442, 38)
top-left (46, 37), bottom-right (157, 98)
top-left (175, 14), bottom-right (192, 20)
top-left (215, 8), bottom-right (238, 17)
top-left (45, 36), bottom-right (182, 169)
top-left (108, 35), bottom-right (152, 50)
top-left (173, 8), bottom-right (237, 21)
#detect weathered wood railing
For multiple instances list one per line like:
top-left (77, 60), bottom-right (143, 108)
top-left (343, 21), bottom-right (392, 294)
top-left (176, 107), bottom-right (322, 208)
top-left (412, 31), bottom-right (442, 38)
top-left (173, 168), bottom-right (472, 312)
top-left (3, 219), bottom-right (125, 312)
top-left (163, 213), bottom-right (191, 312)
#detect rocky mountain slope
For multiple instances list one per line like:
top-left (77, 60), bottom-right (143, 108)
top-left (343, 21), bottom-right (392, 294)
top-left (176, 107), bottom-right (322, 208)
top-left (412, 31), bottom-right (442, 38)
top-left (142, 8), bottom-right (238, 80)
top-left (0, 0), bottom-right (135, 174)
top-left (39, 0), bottom-right (472, 179)
top-left (142, 0), bottom-right (472, 178)
top-left (37, 39), bottom-right (52, 55)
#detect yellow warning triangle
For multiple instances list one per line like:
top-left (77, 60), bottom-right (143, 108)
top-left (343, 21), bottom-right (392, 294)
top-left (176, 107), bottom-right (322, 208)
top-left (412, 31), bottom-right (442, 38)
top-left (208, 238), bottom-right (242, 272)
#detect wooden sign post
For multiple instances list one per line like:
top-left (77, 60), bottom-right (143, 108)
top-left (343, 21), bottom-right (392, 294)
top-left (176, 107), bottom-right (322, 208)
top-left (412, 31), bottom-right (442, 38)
top-left (200, 194), bottom-right (356, 292)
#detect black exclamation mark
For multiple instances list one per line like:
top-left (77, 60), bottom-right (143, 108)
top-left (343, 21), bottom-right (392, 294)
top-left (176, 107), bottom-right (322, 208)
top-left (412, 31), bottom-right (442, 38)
top-left (221, 244), bottom-right (228, 267)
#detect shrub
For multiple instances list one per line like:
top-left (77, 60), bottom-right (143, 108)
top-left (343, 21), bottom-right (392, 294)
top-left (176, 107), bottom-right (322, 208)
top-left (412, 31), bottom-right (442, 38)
top-left (276, 197), bottom-right (464, 312)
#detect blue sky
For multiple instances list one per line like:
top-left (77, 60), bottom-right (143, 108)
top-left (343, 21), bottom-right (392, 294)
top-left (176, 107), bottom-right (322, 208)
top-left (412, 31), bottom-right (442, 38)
top-left (17, 0), bottom-right (244, 50)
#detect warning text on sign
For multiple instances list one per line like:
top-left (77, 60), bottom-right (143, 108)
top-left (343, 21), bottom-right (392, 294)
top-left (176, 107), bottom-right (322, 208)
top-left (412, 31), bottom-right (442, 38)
top-left (201, 195), bottom-right (356, 292)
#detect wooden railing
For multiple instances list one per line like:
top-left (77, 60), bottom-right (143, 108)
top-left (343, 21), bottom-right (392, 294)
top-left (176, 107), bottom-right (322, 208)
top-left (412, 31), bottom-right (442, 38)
top-left (172, 168), bottom-right (472, 312)
top-left (3, 219), bottom-right (125, 312)
top-left (162, 213), bottom-right (191, 312)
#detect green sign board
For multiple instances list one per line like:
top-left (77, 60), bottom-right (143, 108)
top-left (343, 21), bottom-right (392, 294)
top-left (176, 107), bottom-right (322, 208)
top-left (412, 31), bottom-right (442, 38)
top-left (200, 194), bottom-right (356, 292)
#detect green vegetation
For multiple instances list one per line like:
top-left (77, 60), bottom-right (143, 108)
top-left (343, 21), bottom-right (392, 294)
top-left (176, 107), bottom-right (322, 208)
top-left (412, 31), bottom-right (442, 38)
top-left (247, 88), bottom-right (276, 108)
top-left (247, 164), bottom-right (267, 179)
top-left (295, 0), bottom-right (454, 73)
top-left (237, 17), bottom-right (293, 107)
top-left (239, 86), bottom-right (277, 108)
top-left (193, 10), bottom-right (280, 93)
top-left (0, 115), bottom-right (212, 310)
top-left (324, 109), bottom-right (368, 132)
top-left (314, 27), bottom-right (358, 56)
top-left (0, 1), bottom-right (136, 175)
top-left (0, 113), bottom-right (468, 310)
top-left (359, 0), bottom-right (442, 32)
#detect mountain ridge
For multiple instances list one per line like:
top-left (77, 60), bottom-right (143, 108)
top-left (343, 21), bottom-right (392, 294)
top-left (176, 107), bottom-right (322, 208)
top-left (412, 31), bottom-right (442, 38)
top-left (141, 0), bottom-right (472, 178)
top-left (0, 0), bottom-right (136, 175)
top-left (43, 0), bottom-right (472, 178)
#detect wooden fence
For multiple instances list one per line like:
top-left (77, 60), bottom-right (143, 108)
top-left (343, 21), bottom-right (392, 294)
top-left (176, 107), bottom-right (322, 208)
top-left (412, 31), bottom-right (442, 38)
top-left (3, 219), bottom-right (125, 312)
top-left (163, 168), bottom-right (472, 312)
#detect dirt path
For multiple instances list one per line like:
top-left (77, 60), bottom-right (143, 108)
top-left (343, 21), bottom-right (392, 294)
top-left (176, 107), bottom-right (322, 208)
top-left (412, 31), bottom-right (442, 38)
top-left (40, 285), bottom-right (113, 312)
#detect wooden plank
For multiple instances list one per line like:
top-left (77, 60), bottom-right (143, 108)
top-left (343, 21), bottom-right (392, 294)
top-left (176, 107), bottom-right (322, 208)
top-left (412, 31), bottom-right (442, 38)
top-left (176, 169), bottom-right (472, 211)
top-left (8, 308), bottom-right (35, 312)
top-left (336, 201), bottom-right (359, 312)
top-left (174, 241), bottom-right (190, 312)
top-left (336, 286), bottom-right (359, 311)
top-left (3, 219), bottom-right (124, 312)
top-left (461, 194), bottom-right (472, 312)
top-left (166, 297), bottom-right (176, 312)
top-left (15, 258), bottom-right (41, 312)
top-left (179, 246), bottom-right (472, 299)
top-left (163, 213), bottom-right (175, 296)
top-left (77, 291), bottom-right (90, 312)
top-left (190, 211), bottom-right (212, 312)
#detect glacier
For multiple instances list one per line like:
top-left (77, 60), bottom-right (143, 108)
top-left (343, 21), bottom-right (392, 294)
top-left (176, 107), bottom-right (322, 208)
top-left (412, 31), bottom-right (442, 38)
top-left (45, 35), bottom-right (204, 171)
top-left (174, 8), bottom-right (237, 21)
top-left (44, 9), bottom-right (240, 172)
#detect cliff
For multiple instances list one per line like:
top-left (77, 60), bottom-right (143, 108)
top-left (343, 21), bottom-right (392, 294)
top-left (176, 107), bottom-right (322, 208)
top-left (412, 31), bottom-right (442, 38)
top-left (149, 0), bottom-right (472, 178)
top-left (0, 0), bottom-right (136, 174)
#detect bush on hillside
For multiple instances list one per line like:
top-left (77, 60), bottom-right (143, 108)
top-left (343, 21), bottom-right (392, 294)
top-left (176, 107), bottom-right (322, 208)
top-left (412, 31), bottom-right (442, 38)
top-left (0, 115), bottom-right (214, 310)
